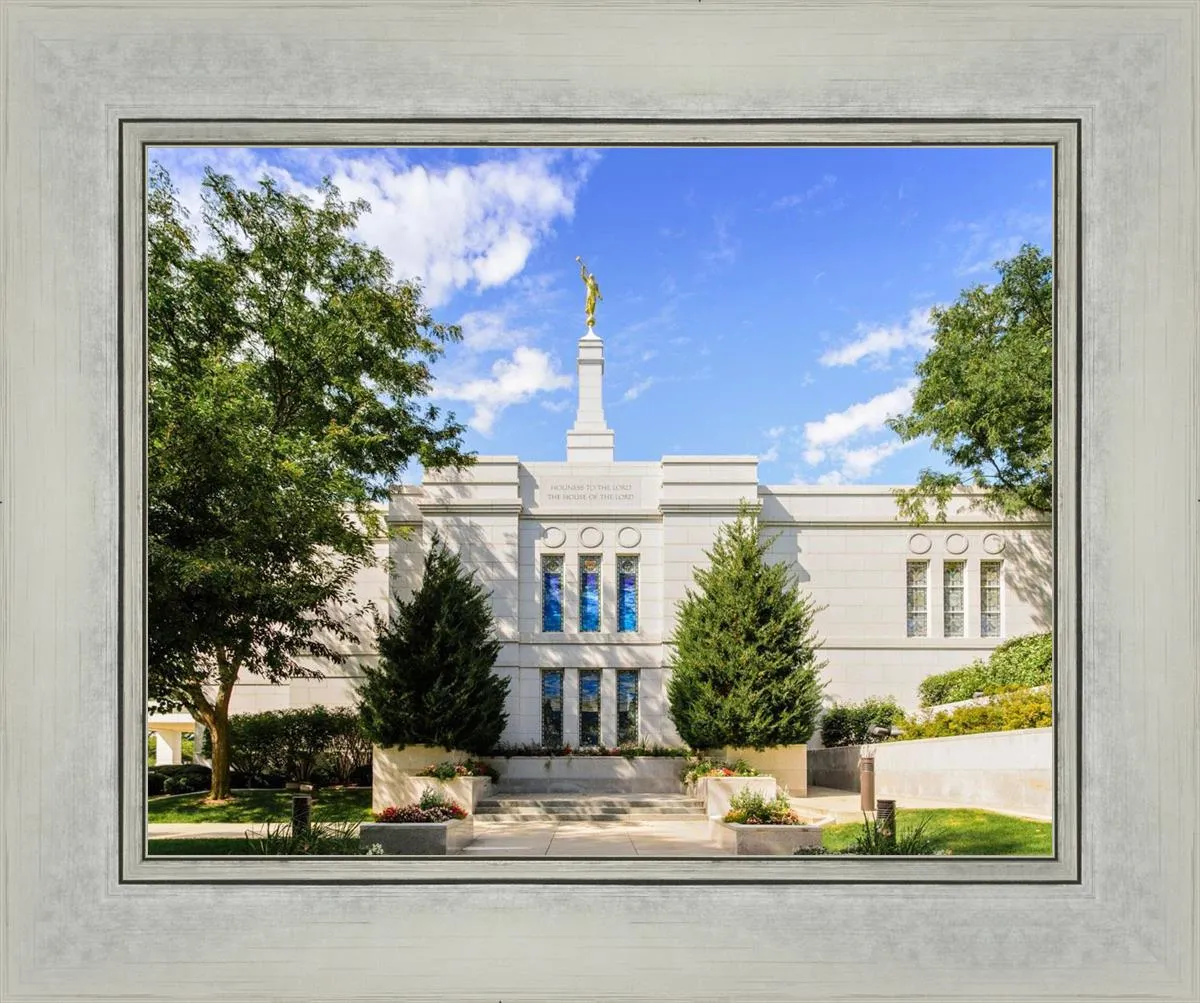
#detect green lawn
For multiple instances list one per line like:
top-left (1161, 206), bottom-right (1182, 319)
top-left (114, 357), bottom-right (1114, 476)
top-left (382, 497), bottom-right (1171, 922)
top-left (147, 787), bottom-right (372, 824)
top-left (821, 808), bottom-right (1052, 856)
top-left (148, 837), bottom-right (256, 855)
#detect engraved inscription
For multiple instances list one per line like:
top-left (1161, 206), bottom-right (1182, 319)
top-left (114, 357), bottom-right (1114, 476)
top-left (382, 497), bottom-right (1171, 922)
top-left (541, 479), bottom-right (639, 506)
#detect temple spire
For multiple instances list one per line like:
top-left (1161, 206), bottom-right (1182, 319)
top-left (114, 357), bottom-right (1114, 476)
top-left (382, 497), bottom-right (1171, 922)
top-left (565, 328), bottom-right (615, 463)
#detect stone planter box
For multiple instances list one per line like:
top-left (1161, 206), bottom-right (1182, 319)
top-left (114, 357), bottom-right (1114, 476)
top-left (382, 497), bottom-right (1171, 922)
top-left (716, 745), bottom-right (808, 796)
top-left (359, 816), bottom-right (474, 855)
top-left (692, 776), bottom-right (778, 819)
top-left (710, 818), bottom-right (824, 855)
top-left (373, 774), bottom-right (493, 814)
top-left (482, 755), bottom-right (686, 794)
top-left (371, 745), bottom-right (476, 812)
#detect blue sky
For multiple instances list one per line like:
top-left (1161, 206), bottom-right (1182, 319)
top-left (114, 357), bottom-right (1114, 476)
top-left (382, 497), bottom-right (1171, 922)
top-left (149, 145), bottom-right (1052, 486)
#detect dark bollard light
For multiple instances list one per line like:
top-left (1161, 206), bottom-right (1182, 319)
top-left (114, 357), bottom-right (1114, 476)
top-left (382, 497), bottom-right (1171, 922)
top-left (875, 798), bottom-right (896, 842)
top-left (291, 793), bottom-right (312, 834)
top-left (859, 755), bottom-right (875, 812)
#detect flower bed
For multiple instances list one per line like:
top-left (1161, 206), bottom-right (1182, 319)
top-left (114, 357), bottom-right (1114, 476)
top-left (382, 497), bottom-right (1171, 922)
top-left (360, 789), bottom-right (474, 855)
top-left (711, 789), bottom-right (827, 855)
top-left (681, 756), bottom-right (759, 787)
top-left (416, 758), bottom-right (499, 782)
top-left (489, 742), bottom-right (688, 759)
top-left (375, 802), bottom-right (466, 823)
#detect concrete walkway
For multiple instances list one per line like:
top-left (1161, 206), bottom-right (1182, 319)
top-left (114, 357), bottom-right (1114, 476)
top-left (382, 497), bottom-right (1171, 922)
top-left (147, 788), bottom-right (1049, 853)
top-left (149, 822), bottom-right (283, 839)
top-left (463, 818), bottom-right (727, 856)
top-left (148, 818), bottom-right (730, 855)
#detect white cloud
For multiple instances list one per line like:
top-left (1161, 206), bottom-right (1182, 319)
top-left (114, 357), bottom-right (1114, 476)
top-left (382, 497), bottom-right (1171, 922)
top-left (456, 309), bottom-right (532, 352)
top-left (803, 447), bottom-right (826, 465)
top-left (772, 173), bottom-right (837, 210)
top-left (761, 445), bottom-right (780, 463)
top-left (439, 346), bottom-right (571, 435)
top-left (766, 425), bottom-right (787, 439)
top-left (702, 214), bottom-right (739, 266)
top-left (151, 147), bottom-right (592, 307)
top-left (803, 381), bottom-right (916, 450)
top-left (816, 471), bottom-right (845, 486)
top-left (622, 377), bottom-right (657, 402)
top-left (949, 209), bottom-right (1051, 277)
top-left (819, 307), bottom-right (935, 368)
top-left (838, 439), bottom-right (916, 479)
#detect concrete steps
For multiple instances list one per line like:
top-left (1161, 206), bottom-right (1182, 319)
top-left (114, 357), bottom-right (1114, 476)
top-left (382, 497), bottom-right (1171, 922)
top-left (475, 793), bottom-right (707, 822)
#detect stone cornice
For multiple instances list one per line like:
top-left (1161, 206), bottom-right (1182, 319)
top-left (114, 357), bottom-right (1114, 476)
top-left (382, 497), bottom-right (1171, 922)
top-left (659, 502), bottom-right (761, 516)
top-left (523, 508), bottom-right (662, 521)
top-left (405, 501), bottom-right (524, 517)
top-left (758, 519), bottom-right (1052, 530)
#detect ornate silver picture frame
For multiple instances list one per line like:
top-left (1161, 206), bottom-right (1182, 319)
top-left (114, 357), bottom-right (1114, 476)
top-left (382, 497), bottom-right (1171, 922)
top-left (2, 2), bottom-right (1195, 1000)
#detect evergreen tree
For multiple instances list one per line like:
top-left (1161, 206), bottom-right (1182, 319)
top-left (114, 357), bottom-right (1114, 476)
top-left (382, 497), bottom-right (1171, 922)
top-left (357, 532), bottom-right (509, 753)
top-left (667, 504), bottom-right (827, 750)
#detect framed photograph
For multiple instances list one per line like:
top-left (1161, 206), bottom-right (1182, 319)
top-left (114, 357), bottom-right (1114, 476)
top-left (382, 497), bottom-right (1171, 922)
top-left (1, 2), bottom-right (1195, 1000)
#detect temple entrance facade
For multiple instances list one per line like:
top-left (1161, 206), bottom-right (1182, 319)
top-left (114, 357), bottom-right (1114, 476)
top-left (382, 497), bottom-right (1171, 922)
top-left (217, 326), bottom-right (1052, 749)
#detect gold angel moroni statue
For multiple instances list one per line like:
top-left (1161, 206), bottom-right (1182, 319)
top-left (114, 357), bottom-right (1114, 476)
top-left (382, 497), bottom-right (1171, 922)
top-left (575, 255), bottom-right (602, 329)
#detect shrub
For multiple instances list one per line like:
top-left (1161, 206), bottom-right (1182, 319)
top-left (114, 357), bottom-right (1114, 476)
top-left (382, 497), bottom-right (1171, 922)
top-left (723, 788), bottom-right (800, 826)
top-left (272, 707), bottom-right (338, 783)
top-left (843, 812), bottom-right (947, 855)
top-left (898, 687), bottom-right (1052, 740)
top-left (416, 759), bottom-right (499, 782)
top-left (147, 763), bottom-right (211, 795)
top-left (917, 632), bottom-right (1052, 707)
top-left (357, 531), bottom-right (509, 754)
top-left (667, 504), bottom-right (827, 749)
top-left (204, 711), bottom-right (285, 787)
top-left (681, 757), bottom-right (759, 787)
top-left (321, 708), bottom-right (373, 786)
top-left (819, 696), bottom-right (905, 747)
top-left (205, 707), bottom-right (372, 788)
top-left (245, 820), bottom-right (362, 855)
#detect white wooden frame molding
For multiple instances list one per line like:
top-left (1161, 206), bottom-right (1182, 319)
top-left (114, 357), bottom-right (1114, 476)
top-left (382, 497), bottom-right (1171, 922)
top-left (2, 2), bottom-right (1196, 1001)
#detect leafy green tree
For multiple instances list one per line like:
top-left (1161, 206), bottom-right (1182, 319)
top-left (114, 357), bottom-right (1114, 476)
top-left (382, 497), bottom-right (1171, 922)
top-left (819, 696), bottom-right (905, 748)
top-left (357, 532), bottom-right (509, 753)
top-left (147, 165), bottom-right (471, 800)
top-left (666, 504), bottom-right (827, 750)
top-left (888, 244), bottom-right (1053, 524)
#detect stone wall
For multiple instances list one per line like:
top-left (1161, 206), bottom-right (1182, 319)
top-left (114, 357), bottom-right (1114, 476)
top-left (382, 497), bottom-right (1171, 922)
top-left (807, 728), bottom-right (1054, 819)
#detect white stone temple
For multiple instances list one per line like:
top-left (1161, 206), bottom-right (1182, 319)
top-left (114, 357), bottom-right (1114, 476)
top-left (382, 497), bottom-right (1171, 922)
top-left (150, 325), bottom-right (1052, 762)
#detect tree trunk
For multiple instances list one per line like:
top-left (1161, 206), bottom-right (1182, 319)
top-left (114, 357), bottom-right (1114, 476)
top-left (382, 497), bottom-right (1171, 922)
top-left (207, 710), bottom-right (233, 801)
top-left (200, 652), bottom-right (239, 801)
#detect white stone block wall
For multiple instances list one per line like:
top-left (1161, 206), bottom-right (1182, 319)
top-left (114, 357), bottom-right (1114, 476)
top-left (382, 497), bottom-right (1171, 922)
top-left (219, 470), bottom-right (1052, 753)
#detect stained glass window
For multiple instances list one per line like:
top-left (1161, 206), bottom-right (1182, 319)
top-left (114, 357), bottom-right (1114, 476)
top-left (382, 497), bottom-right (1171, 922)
top-left (980, 561), bottom-right (1003, 637)
top-left (617, 670), bottom-right (639, 745)
top-left (906, 561), bottom-right (928, 637)
top-left (578, 669), bottom-right (601, 747)
top-left (943, 561), bottom-right (965, 637)
top-left (541, 669), bottom-right (564, 747)
top-left (579, 555), bottom-right (601, 632)
top-left (617, 556), bottom-right (639, 633)
top-left (541, 554), bottom-right (564, 632)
